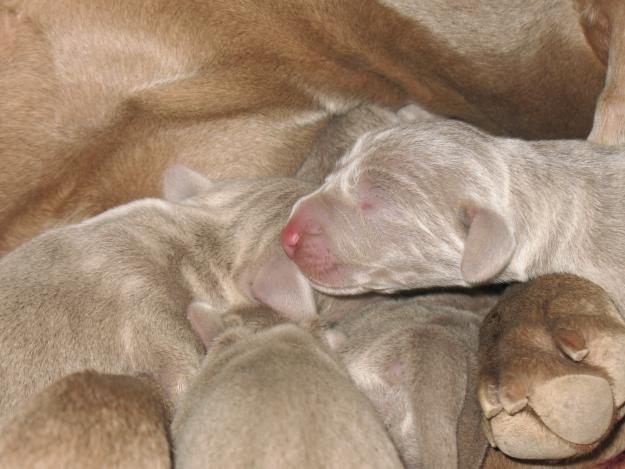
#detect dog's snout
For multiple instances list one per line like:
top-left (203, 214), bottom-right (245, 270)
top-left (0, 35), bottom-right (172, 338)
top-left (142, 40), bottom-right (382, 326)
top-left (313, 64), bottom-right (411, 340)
top-left (281, 203), bottom-right (324, 259)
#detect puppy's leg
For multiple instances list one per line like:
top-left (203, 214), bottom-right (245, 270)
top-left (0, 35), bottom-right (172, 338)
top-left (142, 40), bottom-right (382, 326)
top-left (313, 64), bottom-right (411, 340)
top-left (578, 0), bottom-right (625, 145)
top-left (478, 274), bottom-right (625, 462)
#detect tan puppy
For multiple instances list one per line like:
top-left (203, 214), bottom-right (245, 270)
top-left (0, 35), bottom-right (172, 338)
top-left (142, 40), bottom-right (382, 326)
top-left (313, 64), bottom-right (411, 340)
top-left (0, 371), bottom-right (170, 469)
top-left (0, 0), bottom-right (605, 253)
top-left (479, 274), bottom-right (625, 467)
top-left (172, 305), bottom-right (404, 469)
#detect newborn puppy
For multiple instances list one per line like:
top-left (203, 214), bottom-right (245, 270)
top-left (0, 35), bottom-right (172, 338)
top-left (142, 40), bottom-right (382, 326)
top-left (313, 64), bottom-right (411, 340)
top-left (479, 274), bottom-right (625, 466)
top-left (282, 118), bottom-right (625, 313)
top-left (282, 119), bottom-right (625, 461)
top-left (172, 304), bottom-right (404, 469)
top-left (0, 371), bottom-right (170, 469)
top-left (327, 298), bottom-right (487, 469)
top-left (0, 171), bottom-right (318, 421)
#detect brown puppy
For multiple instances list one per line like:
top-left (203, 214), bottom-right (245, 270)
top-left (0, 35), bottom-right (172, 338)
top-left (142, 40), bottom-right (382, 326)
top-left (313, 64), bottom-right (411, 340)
top-left (479, 274), bottom-right (625, 467)
top-left (0, 0), bottom-right (605, 253)
top-left (0, 371), bottom-right (171, 469)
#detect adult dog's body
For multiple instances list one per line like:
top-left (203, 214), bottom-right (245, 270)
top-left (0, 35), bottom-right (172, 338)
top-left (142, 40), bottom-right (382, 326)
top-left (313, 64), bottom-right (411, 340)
top-left (0, 0), bottom-right (605, 253)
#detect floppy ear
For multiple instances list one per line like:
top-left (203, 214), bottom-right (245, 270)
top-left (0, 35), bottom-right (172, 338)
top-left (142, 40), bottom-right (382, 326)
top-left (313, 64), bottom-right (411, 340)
top-left (249, 246), bottom-right (317, 321)
top-left (460, 207), bottom-right (515, 285)
top-left (162, 165), bottom-right (214, 202)
top-left (186, 302), bottom-right (225, 350)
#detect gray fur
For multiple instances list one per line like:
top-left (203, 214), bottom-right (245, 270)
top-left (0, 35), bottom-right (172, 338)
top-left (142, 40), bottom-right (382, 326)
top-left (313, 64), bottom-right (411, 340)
top-left (285, 119), bottom-right (625, 316)
top-left (329, 298), bottom-right (487, 469)
top-left (172, 307), bottom-right (404, 469)
top-left (0, 176), bottom-right (317, 422)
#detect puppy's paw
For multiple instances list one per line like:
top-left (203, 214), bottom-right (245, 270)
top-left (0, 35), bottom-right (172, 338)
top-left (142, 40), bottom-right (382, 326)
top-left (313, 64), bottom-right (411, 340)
top-left (478, 274), bottom-right (625, 460)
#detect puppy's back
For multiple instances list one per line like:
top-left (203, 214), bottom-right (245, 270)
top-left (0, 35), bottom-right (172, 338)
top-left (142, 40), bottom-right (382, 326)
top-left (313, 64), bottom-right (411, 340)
top-left (0, 371), bottom-right (171, 469)
top-left (174, 323), bottom-right (403, 469)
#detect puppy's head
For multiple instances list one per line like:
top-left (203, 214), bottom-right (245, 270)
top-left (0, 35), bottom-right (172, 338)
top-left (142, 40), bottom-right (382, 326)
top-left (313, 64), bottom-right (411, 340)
top-left (282, 120), bottom-right (516, 295)
top-left (163, 165), bottom-right (318, 321)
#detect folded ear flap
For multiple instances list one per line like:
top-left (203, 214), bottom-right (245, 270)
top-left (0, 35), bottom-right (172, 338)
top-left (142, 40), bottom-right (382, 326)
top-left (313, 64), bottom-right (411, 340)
top-left (249, 246), bottom-right (317, 322)
top-left (186, 302), bottom-right (224, 350)
top-left (460, 207), bottom-right (515, 285)
top-left (162, 165), bottom-right (214, 202)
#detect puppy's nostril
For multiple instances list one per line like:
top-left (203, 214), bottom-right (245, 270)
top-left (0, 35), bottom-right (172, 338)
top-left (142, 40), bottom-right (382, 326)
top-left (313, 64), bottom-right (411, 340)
top-left (281, 224), bottom-right (300, 258)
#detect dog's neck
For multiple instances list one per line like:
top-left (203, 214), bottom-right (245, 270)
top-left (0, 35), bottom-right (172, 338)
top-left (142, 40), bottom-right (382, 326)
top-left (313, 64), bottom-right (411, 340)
top-left (504, 140), bottom-right (625, 311)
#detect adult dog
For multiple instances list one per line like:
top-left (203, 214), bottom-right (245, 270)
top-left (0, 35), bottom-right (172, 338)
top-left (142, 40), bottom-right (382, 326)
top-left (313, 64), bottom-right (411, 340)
top-left (0, 0), bottom-right (606, 253)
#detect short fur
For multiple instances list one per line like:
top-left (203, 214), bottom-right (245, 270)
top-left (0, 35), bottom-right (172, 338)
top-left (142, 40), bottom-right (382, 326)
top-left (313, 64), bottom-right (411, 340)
top-left (0, 371), bottom-right (171, 469)
top-left (327, 298), bottom-right (487, 469)
top-left (284, 118), bottom-right (625, 313)
top-left (577, 0), bottom-right (625, 145)
top-left (0, 0), bottom-right (605, 252)
top-left (0, 176), bottom-right (318, 421)
top-left (172, 306), bottom-right (404, 469)
top-left (479, 274), bottom-right (625, 467)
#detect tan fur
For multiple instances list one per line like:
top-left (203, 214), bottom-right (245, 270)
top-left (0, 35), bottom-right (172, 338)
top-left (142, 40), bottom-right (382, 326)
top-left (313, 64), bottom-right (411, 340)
top-left (577, 0), bottom-right (625, 144)
top-left (0, 371), bottom-right (171, 469)
top-left (173, 306), bottom-right (404, 469)
top-left (0, 0), bottom-right (605, 253)
top-left (479, 274), bottom-right (625, 467)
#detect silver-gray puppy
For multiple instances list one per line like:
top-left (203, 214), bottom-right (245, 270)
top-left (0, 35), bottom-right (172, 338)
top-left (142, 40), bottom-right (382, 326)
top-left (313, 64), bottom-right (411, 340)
top-left (283, 119), bottom-right (625, 308)
top-left (0, 172), bottom-right (318, 422)
top-left (282, 118), bottom-right (625, 460)
top-left (327, 298), bottom-right (487, 469)
top-left (172, 304), bottom-right (404, 469)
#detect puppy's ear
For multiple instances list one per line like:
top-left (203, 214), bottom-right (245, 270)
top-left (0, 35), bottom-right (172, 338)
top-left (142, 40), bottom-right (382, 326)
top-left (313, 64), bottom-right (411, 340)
top-left (460, 206), bottom-right (515, 285)
top-left (246, 245), bottom-right (317, 321)
top-left (187, 302), bottom-right (224, 350)
top-left (162, 165), bottom-right (214, 202)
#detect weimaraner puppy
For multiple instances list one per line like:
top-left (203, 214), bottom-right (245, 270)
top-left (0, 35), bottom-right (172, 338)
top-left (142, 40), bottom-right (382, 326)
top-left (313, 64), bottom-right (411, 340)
top-left (282, 118), bottom-right (625, 461)
top-left (172, 304), bottom-right (404, 469)
top-left (0, 171), bottom-right (320, 422)
top-left (326, 297), bottom-right (488, 469)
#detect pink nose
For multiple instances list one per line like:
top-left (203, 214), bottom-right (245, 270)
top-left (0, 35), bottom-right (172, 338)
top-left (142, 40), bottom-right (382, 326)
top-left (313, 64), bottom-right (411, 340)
top-left (281, 223), bottom-right (301, 259)
top-left (281, 206), bottom-right (323, 260)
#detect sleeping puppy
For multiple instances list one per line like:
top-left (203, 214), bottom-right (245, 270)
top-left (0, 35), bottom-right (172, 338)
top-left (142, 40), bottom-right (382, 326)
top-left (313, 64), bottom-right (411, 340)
top-left (0, 170), bottom-right (319, 422)
top-left (283, 118), bottom-right (625, 311)
top-left (282, 118), bottom-right (625, 461)
top-left (172, 304), bottom-right (404, 469)
top-left (326, 297), bottom-right (487, 469)
top-left (0, 0), bottom-right (606, 252)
